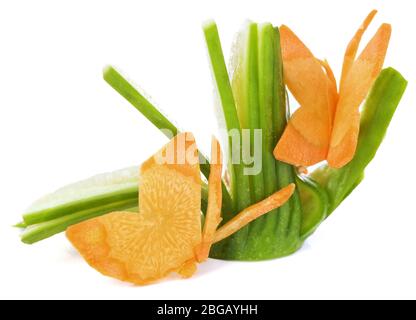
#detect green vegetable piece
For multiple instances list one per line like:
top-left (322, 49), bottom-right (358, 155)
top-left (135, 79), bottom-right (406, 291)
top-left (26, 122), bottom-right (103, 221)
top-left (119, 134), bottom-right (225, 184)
top-left (245, 23), bottom-right (280, 238)
top-left (24, 187), bottom-right (138, 225)
top-left (256, 26), bottom-right (303, 259)
top-left (296, 176), bottom-right (328, 239)
top-left (22, 202), bottom-right (138, 244)
top-left (23, 166), bottom-right (139, 226)
top-left (232, 22), bottom-right (265, 203)
top-left (312, 68), bottom-right (407, 213)
top-left (14, 221), bottom-right (26, 228)
top-left (207, 22), bottom-right (304, 260)
top-left (270, 26), bottom-right (302, 254)
top-left (257, 24), bottom-right (279, 203)
top-left (203, 21), bottom-right (252, 211)
top-left (203, 21), bottom-right (252, 258)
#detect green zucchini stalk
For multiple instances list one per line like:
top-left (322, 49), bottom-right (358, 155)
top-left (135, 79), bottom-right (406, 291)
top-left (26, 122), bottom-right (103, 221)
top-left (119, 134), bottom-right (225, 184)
top-left (269, 26), bottom-right (303, 255)
top-left (231, 22), bottom-right (265, 203)
top-left (246, 23), bottom-right (279, 238)
top-left (203, 21), bottom-right (252, 258)
top-left (206, 22), bottom-right (306, 260)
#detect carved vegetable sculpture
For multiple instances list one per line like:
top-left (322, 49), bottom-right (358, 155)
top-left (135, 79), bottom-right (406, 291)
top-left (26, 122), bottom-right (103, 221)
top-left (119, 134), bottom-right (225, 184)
top-left (17, 10), bottom-right (407, 285)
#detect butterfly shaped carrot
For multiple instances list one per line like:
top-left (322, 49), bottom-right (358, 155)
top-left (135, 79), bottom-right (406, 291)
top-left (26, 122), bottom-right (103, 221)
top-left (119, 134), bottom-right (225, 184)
top-left (67, 133), bottom-right (295, 285)
top-left (274, 10), bottom-right (391, 168)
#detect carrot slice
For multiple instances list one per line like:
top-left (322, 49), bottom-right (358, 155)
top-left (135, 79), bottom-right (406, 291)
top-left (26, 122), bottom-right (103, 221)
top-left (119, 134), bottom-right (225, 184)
top-left (319, 59), bottom-right (339, 121)
top-left (196, 137), bottom-right (223, 262)
top-left (67, 133), bottom-right (202, 285)
top-left (274, 25), bottom-right (331, 166)
top-left (213, 183), bottom-right (296, 243)
top-left (328, 23), bottom-right (391, 168)
top-left (319, 59), bottom-right (337, 91)
top-left (339, 10), bottom-right (378, 91)
top-left (177, 259), bottom-right (198, 278)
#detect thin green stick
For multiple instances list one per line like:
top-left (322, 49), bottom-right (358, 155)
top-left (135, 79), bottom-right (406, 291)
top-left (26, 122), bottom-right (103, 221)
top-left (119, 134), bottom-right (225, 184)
top-left (203, 21), bottom-right (252, 258)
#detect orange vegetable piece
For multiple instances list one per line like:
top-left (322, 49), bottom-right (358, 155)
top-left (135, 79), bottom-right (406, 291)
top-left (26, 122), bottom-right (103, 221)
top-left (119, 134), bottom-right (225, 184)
top-left (195, 138), bottom-right (223, 262)
top-left (213, 183), bottom-right (295, 243)
top-left (67, 133), bottom-right (296, 285)
top-left (67, 132), bottom-right (202, 285)
top-left (319, 59), bottom-right (338, 121)
top-left (275, 10), bottom-right (391, 168)
top-left (328, 22), bottom-right (391, 168)
top-left (273, 25), bottom-right (331, 167)
top-left (339, 10), bottom-right (377, 91)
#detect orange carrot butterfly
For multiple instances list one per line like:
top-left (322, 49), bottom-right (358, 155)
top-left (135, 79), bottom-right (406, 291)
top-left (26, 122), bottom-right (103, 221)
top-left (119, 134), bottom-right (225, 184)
top-left (274, 10), bottom-right (391, 168)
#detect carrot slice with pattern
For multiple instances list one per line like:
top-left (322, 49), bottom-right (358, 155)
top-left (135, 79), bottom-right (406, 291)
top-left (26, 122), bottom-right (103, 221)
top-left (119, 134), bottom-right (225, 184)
top-left (274, 25), bottom-right (331, 166)
top-left (66, 132), bottom-right (202, 285)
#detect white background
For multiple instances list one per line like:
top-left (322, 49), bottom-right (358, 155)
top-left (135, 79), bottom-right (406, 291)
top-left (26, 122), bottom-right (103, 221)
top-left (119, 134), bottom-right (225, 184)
top-left (0, 0), bottom-right (415, 300)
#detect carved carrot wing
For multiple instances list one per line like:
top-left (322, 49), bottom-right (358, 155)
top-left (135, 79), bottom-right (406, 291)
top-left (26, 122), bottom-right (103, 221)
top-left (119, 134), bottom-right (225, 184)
top-left (274, 25), bottom-right (332, 167)
top-left (67, 133), bottom-right (202, 285)
top-left (328, 20), bottom-right (391, 168)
